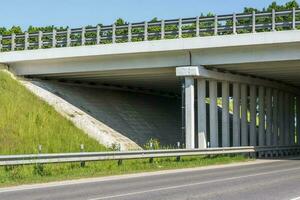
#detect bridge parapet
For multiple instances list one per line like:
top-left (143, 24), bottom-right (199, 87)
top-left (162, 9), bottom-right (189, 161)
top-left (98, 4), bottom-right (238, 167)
top-left (1, 8), bottom-right (300, 52)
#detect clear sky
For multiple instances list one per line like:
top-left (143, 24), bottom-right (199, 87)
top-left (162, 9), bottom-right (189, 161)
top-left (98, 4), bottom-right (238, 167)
top-left (0, 0), bottom-right (294, 30)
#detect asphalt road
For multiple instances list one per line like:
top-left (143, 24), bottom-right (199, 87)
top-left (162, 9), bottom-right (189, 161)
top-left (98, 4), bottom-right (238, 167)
top-left (1, 158), bottom-right (300, 200)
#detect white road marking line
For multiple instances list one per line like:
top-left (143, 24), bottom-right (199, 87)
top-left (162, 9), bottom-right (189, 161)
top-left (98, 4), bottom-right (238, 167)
top-left (290, 197), bottom-right (300, 200)
top-left (88, 166), bottom-right (300, 200)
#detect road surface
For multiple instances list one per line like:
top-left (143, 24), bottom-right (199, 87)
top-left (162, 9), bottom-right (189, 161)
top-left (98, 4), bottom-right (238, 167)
top-left (1, 158), bottom-right (300, 200)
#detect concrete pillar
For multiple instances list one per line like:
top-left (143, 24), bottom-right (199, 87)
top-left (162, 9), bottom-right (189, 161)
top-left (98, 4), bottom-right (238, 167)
top-left (209, 80), bottom-right (218, 147)
top-left (279, 91), bottom-right (285, 145)
top-left (197, 79), bottom-right (207, 149)
top-left (258, 86), bottom-right (265, 146)
top-left (284, 93), bottom-right (290, 145)
top-left (266, 88), bottom-right (272, 146)
top-left (233, 83), bottom-right (240, 146)
top-left (185, 77), bottom-right (195, 149)
top-left (297, 96), bottom-right (300, 145)
top-left (222, 81), bottom-right (230, 147)
top-left (290, 95), bottom-right (295, 145)
top-left (249, 85), bottom-right (257, 146)
top-left (241, 84), bottom-right (248, 146)
top-left (272, 89), bottom-right (279, 146)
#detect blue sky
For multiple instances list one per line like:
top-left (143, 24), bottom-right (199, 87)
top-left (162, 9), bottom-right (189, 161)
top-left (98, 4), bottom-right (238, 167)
top-left (0, 0), bottom-right (294, 29)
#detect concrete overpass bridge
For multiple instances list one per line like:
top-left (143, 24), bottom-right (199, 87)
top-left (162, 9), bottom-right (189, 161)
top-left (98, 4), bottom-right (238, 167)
top-left (1, 8), bottom-right (300, 149)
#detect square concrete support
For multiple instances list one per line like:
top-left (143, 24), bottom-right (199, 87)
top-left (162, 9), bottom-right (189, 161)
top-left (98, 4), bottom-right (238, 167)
top-left (185, 77), bottom-right (195, 149)
top-left (209, 80), bottom-right (218, 147)
top-left (222, 81), bottom-right (230, 147)
top-left (290, 95), bottom-right (295, 145)
top-left (266, 88), bottom-right (272, 146)
top-left (233, 83), bottom-right (241, 146)
top-left (249, 85), bottom-right (257, 146)
top-left (197, 79), bottom-right (207, 149)
top-left (297, 96), bottom-right (300, 145)
top-left (279, 91), bottom-right (285, 145)
top-left (284, 92), bottom-right (290, 145)
top-left (258, 86), bottom-right (265, 146)
top-left (241, 84), bottom-right (248, 146)
top-left (272, 89), bottom-right (279, 146)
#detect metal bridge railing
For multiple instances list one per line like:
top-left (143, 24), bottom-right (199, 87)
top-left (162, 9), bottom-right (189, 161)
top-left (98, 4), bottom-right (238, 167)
top-left (0, 146), bottom-right (299, 166)
top-left (1, 8), bottom-right (300, 52)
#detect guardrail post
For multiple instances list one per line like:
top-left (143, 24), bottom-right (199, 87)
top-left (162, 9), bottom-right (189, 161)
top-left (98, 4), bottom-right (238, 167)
top-left (80, 144), bottom-right (85, 167)
top-left (176, 142), bottom-right (181, 161)
top-left (24, 32), bottom-right (29, 50)
top-left (292, 7), bottom-right (296, 30)
top-left (178, 18), bottom-right (182, 38)
top-left (11, 33), bottom-right (16, 51)
top-left (96, 25), bottom-right (101, 45)
top-left (38, 31), bottom-right (43, 49)
top-left (196, 16), bottom-right (200, 37)
top-left (38, 145), bottom-right (42, 154)
top-left (149, 142), bottom-right (154, 163)
top-left (112, 24), bottom-right (116, 43)
top-left (214, 15), bottom-right (218, 36)
top-left (128, 23), bottom-right (132, 42)
top-left (144, 21), bottom-right (148, 41)
top-left (252, 11), bottom-right (256, 33)
top-left (52, 29), bottom-right (56, 48)
top-left (0, 35), bottom-right (2, 52)
top-left (81, 27), bottom-right (85, 46)
top-left (272, 9), bottom-right (276, 31)
top-left (233, 13), bottom-right (237, 34)
top-left (66, 28), bottom-right (71, 47)
top-left (161, 20), bottom-right (165, 39)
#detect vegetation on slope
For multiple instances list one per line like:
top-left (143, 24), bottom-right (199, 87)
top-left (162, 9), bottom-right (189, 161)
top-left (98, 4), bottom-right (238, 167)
top-left (0, 70), bottom-right (106, 154)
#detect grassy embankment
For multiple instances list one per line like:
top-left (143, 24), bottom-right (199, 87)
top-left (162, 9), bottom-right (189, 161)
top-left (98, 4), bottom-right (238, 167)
top-left (0, 70), bottom-right (249, 187)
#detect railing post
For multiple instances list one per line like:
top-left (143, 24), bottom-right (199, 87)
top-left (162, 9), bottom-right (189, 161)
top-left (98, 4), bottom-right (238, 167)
top-left (272, 9), bottom-right (276, 31)
top-left (233, 13), bottom-right (237, 34)
top-left (178, 18), bottom-right (182, 38)
top-left (66, 28), bottom-right (71, 47)
top-left (112, 24), bottom-right (116, 43)
top-left (96, 25), bottom-right (101, 45)
top-left (196, 16), bottom-right (200, 37)
top-left (81, 27), bottom-right (85, 46)
top-left (161, 19), bottom-right (165, 39)
top-left (128, 23), bottom-right (132, 42)
top-left (144, 21), bottom-right (148, 41)
top-left (11, 33), bottom-right (16, 51)
top-left (52, 29), bottom-right (56, 48)
top-left (24, 31), bottom-right (29, 50)
top-left (292, 7), bottom-right (296, 30)
top-left (252, 11), bottom-right (256, 33)
top-left (214, 15), bottom-right (218, 36)
top-left (38, 31), bottom-right (43, 49)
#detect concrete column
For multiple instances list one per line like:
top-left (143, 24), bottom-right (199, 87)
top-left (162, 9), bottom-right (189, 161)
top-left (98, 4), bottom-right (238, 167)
top-left (272, 89), bottom-right (279, 146)
top-left (233, 83), bottom-right (240, 146)
top-left (266, 88), bottom-right (272, 146)
top-left (197, 79), bottom-right (207, 149)
top-left (284, 93), bottom-right (290, 145)
top-left (222, 81), bottom-right (230, 147)
top-left (209, 80), bottom-right (218, 147)
top-left (290, 95), bottom-right (295, 145)
top-left (297, 96), bottom-right (300, 145)
top-left (258, 86), bottom-right (265, 146)
top-left (249, 85), bottom-right (257, 146)
top-left (185, 77), bottom-right (195, 149)
top-left (279, 91), bottom-right (285, 145)
top-left (241, 84), bottom-right (248, 146)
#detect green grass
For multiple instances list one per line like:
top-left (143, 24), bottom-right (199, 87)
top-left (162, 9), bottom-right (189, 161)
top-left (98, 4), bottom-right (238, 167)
top-left (0, 155), bottom-right (249, 187)
top-left (0, 70), bottom-right (106, 154)
top-left (0, 70), bottom-right (250, 187)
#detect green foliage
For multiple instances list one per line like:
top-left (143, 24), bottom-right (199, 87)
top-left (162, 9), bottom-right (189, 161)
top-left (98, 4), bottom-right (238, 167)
top-left (0, 71), bottom-right (106, 154)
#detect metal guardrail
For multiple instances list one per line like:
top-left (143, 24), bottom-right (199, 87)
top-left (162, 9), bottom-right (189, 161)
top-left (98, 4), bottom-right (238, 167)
top-left (0, 146), bottom-right (299, 166)
top-left (0, 8), bottom-right (300, 52)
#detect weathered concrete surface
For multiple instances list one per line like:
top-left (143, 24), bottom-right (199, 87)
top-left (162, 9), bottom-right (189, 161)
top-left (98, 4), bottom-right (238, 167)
top-left (23, 80), bottom-right (182, 148)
